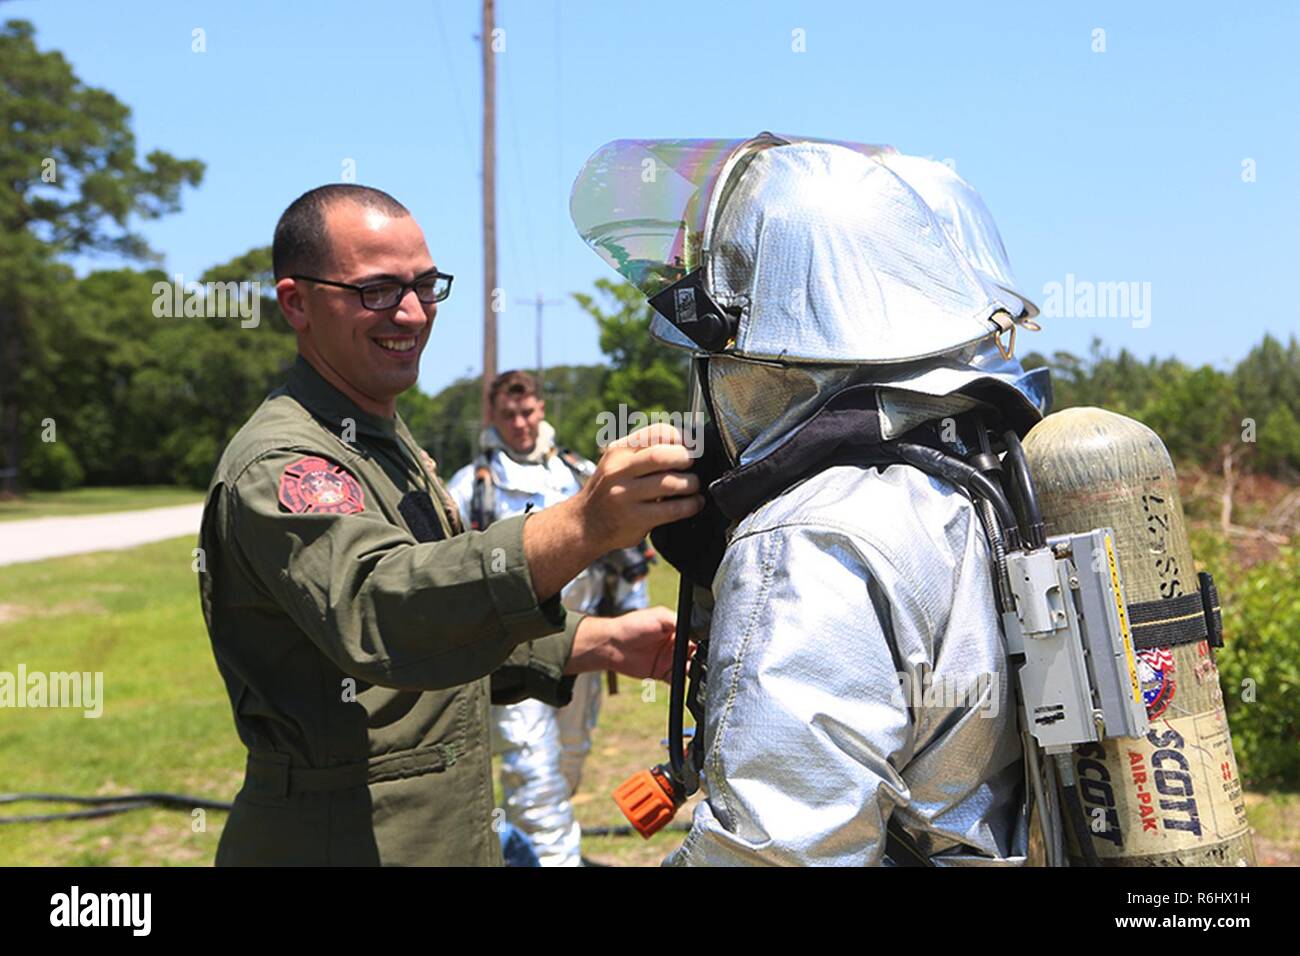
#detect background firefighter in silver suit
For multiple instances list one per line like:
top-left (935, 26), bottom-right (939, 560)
top-left (570, 135), bottom-right (1052, 865)
top-left (447, 370), bottom-right (650, 866)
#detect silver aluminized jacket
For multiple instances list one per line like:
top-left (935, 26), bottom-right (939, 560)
top-left (665, 462), bottom-right (1028, 866)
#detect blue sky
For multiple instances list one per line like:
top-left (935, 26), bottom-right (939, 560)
top-left (13, 0), bottom-right (1298, 395)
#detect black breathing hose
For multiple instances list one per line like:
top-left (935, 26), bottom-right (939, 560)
top-left (666, 573), bottom-right (695, 792)
top-left (1000, 430), bottom-right (1046, 550)
top-left (893, 442), bottom-right (1023, 550)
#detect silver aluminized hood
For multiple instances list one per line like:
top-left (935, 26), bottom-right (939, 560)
top-left (707, 142), bottom-right (1022, 364)
top-left (876, 153), bottom-right (1039, 320)
top-left (569, 133), bottom-right (896, 354)
top-left (571, 134), bottom-right (1050, 465)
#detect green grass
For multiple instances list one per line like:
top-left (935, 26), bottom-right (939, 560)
top-left (0, 538), bottom-right (683, 866)
top-left (1, 541), bottom-right (1294, 866)
top-left (0, 536), bottom-right (239, 865)
top-left (0, 486), bottom-right (204, 522)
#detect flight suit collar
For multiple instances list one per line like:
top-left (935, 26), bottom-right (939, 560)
top-left (287, 355), bottom-right (399, 442)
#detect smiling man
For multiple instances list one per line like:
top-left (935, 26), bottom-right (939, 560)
top-left (197, 184), bottom-right (702, 866)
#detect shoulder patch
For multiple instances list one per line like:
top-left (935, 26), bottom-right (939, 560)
top-left (278, 456), bottom-right (365, 515)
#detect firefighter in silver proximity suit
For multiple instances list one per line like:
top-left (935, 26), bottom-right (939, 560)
top-left (570, 134), bottom-right (1051, 865)
top-left (446, 370), bottom-right (649, 866)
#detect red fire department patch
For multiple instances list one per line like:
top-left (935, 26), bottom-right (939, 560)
top-left (278, 456), bottom-right (365, 515)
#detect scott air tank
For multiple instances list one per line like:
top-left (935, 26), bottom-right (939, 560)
top-left (1022, 407), bottom-right (1255, 866)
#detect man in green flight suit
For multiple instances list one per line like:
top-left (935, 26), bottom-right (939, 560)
top-left (198, 184), bottom-right (703, 865)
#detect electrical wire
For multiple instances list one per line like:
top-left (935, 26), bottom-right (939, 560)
top-left (432, 0), bottom-right (475, 162)
top-left (500, 30), bottom-right (543, 296)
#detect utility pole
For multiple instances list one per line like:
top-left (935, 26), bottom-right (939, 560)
top-left (516, 292), bottom-right (562, 390)
top-left (480, 0), bottom-right (497, 424)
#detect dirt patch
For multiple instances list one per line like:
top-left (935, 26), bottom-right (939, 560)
top-left (0, 599), bottom-right (105, 626)
top-left (1252, 838), bottom-right (1298, 866)
top-left (1181, 469), bottom-right (1297, 567)
top-left (1244, 791), bottom-right (1300, 865)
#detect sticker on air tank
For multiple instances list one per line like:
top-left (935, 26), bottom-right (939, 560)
top-left (1075, 712), bottom-right (1250, 856)
top-left (1136, 648), bottom-right (1176, 718)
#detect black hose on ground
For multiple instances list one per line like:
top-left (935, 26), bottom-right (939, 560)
top-left (0, 791), bottom-right (233, 824)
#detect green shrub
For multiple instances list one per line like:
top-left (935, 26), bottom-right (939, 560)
top-left (170, 433), bottom-right (220, 489)
top-left (1257, 405), bottom-right (1300, 475)
top-left (1213, 544), bottom-right (1300, 788)
top-left (22, 439), bottom-right (85, 490)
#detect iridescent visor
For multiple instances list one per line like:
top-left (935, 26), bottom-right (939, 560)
top-left (570, 134), bottom-right (894, 302)
top-left (569, 137), bottom-right (758, 301)
top-left (571, 134), bottom-right (897, 352)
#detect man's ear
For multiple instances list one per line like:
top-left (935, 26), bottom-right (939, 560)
top-left (276, 277), bottom-right (309, 333)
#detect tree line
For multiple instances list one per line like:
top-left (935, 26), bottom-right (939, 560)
top-left (1023, 337), bottom-right (1300, 478)
top-left (10, 258), bottom-right (1299, 492)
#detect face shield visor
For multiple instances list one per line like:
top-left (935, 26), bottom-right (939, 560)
top-left (569, 133), bottom-right (894, 353)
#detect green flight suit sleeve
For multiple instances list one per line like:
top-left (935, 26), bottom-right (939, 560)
top-left (226, 447), bottom-right (577, 693)
top-left (490, 625), bottom-right (583, 707)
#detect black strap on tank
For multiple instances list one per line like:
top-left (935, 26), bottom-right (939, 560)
top-left (1127, 571), bottom-right (1224, 651)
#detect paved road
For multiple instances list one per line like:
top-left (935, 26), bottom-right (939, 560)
top-left (0, 504), bottom-right (205, 567)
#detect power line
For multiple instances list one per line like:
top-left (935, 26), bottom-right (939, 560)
top-left (554, 0), bottom-right (565, 294)
top-left (432, 0), bottom-right (474, 162)
top-left (516, 292), bottom-right (563, 388)
top-left (499, 22), bottom-right (543, 296)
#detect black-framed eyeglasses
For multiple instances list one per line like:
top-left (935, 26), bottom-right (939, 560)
top-left (290, 270), bottom-right (454, 310)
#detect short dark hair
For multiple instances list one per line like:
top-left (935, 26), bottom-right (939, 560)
top-left (489, 369), bottom-right (541, 407)
top-left (272, 184), bottom-right (410, 279)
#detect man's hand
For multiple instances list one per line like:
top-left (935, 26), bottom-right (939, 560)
top-left (565, 606), bottom-right (681, 682)
top-left (576, 423), bottom-right (704, 553)
top-left (525, 424), bottom-right (703, 600)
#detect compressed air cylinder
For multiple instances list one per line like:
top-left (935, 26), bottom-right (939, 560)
top-left (1022, 407), bottom-right (1254, 866)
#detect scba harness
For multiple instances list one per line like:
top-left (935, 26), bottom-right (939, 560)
top-left (467, 446), bottom-right (593, 532)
